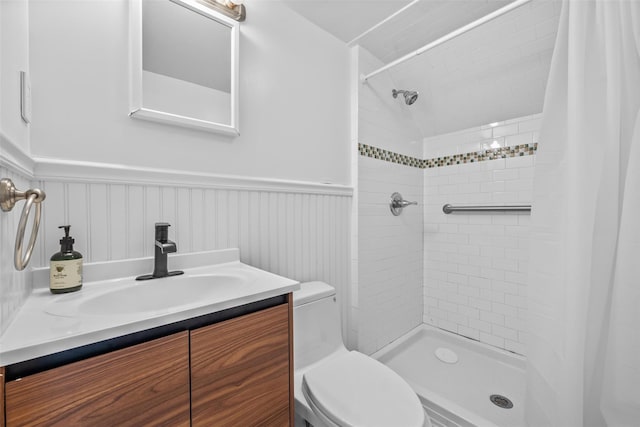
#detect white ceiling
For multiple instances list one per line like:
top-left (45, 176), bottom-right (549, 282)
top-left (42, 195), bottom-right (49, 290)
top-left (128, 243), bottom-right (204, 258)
top-left (282, 0), bottom-right (561, 138)
top-left (281, 0), bottom-right (413, 44)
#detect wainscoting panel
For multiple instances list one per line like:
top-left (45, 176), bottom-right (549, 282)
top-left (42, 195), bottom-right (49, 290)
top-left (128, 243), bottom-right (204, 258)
top-left (29, 176), bottom-right (352, 330)
top-left (0, 138), bottom-right (35, 335)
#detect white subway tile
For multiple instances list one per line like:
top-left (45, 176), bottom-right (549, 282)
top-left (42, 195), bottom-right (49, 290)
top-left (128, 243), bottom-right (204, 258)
top-left (505, 132), bottom-right (534, 147)
top-left (468, 318), bottom-right (491, 335)
top-left (421, 113), bottom-right (535, 355)
top-left (470, 298), bottom-right (491, 311)
top-left (493, 169), bottom-right (519, 181)
top-left (492, 324), bottom-right (518, 341)
top-left (480, 332), bottom-right (505, 349)
top-left (492, 124), bottom-right (519, 138)
top-left (480, 310), bottom-right (505, 325)
top-left (458, 326), bottom-right (480, 341)
top-left (506, 155), bottom-right (534, 169)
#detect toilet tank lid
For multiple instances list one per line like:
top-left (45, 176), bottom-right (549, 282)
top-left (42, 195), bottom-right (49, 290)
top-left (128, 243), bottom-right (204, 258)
top-left (293, 281), bottom-right (336, 306)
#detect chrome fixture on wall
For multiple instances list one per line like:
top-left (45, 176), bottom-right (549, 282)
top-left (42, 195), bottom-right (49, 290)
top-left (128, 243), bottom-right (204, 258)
top-left (442, 204), bottom-right (531, 214)
top-left (390, 192), bottom-right (417, 216)
top-left (199, 0), bottom-right (246, 21)
top-left (392, 89), bottom-right (419, 105)
top-left (1, 178), bottom-right (46, 270)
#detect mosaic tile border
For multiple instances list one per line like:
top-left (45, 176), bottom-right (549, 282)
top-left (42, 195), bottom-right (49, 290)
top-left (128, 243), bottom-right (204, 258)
top-left (358, 143), bottom-right (538, 169)
top-left (358, 143), bottom-right (423, 168)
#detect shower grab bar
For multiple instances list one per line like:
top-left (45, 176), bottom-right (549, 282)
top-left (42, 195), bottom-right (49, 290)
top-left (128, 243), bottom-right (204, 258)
top-left (442, 204), bottom-right (531, 214)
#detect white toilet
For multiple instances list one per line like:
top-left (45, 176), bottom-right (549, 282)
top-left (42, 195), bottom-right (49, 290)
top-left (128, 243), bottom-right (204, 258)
top-left (293, 281), bottom-right (431, 427)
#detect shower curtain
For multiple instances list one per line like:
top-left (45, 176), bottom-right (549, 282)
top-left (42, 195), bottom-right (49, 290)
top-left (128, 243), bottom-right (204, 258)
top-left (526, 0), bottom-right (640, 426)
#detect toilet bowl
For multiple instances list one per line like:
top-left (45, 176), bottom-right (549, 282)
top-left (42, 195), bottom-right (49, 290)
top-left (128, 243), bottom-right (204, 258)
top-left (293, 281), bottom-right (431, 427)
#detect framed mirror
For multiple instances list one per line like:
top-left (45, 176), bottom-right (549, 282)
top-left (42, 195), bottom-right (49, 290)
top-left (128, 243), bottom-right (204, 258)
top-left (130, 0), bottom-right (239, 135)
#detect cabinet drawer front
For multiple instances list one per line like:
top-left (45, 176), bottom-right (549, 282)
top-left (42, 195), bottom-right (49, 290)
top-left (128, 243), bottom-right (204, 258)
top-left (191, 304), bottom-right (290, 427)
top-left (5, 332), bottom-right (190, 427)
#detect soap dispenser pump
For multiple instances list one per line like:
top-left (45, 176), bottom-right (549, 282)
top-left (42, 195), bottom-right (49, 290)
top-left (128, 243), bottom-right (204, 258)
top-left (49, 225), bottom-right (83, 294)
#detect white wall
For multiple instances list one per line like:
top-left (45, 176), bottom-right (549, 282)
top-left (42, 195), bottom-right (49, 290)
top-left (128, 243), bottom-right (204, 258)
top-left (28, 0), bottom-right (350, 185)
top-left (423, 114), bottom-right (539, 355)
top-left (356, 46), bottom-right (424, 355)
top-left (0, 0), bottom-right (33, 335)
top-left (1, 0), bottom-right (30, 153)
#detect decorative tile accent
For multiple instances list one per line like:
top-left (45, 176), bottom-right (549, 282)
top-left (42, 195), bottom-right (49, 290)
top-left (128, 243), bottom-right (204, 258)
top-left (358, 143), bottom-right (538, 169)
top-left (423, 143), bottom-right (538, 168)
top-left (358, 143), bottom-right (423, 168)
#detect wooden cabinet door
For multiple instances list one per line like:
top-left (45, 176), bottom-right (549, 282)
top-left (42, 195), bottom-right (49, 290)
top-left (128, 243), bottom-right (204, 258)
top-left (5, 332), bottom-right (190, 427)
top-left (191, 304), bottom-right (291, 427)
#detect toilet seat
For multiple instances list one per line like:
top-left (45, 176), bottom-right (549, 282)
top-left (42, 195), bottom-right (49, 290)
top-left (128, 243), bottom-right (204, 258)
top-left (302, 351), bottom-right (425, 427)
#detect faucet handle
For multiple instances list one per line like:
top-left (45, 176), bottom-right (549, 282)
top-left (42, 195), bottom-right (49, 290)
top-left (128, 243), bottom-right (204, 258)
top-left (155, 222), bottom-right (170, 242)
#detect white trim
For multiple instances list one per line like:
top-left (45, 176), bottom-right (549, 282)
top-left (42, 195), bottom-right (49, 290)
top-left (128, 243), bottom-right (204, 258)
top-left (361, 0), bottom-right (532, 82)
top-left (33, 157), bottom-right (353, 196)
top-left (129, 108), bottom-right (240, 135)
top-left (0, 132), bottom-right (35, 178)
top-left (129, 0), bottom-right (240, 136)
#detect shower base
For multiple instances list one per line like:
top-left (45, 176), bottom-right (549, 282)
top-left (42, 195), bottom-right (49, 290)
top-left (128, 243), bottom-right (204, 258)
top-left (372, 324), bottom-right (526, 427)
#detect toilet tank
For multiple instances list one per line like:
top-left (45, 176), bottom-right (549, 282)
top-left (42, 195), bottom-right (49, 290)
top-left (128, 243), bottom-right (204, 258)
top-left (293, 282), bottom-right (347, 371)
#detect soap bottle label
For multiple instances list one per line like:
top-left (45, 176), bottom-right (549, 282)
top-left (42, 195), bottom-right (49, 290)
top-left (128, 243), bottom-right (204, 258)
top-left (50, 259), bottom-right (83, 290)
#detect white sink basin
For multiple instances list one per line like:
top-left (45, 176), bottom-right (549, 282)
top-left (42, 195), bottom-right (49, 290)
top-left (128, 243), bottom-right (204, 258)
top-left (45, 272), bottom-right (254, 317)
top-left (79, 274), bottom-right (246, 315)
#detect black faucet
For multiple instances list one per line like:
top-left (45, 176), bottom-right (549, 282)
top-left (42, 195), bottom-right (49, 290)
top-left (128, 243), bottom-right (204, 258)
top-left (136, 223), bottom-right (184, 281)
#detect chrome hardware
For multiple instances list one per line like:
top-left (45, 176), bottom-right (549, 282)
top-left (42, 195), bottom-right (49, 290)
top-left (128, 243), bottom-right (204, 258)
top-left (442, 204), bottom-right (531, 214)
top-left (1, 178), bottom-right (46, 270)
top-left (390, 192), bottom-right (417, 216)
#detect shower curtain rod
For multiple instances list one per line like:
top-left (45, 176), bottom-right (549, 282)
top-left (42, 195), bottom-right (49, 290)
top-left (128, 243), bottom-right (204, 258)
top-left (360, 0), bottom-right (533, 83)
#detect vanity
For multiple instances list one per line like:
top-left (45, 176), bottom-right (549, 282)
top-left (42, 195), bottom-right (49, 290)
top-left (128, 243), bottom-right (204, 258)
top-left (0, 249), bottom-right (299, 426)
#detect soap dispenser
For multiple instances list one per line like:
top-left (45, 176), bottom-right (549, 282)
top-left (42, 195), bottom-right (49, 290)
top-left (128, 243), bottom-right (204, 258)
top-left (49, 225), bottom-right (83, 294)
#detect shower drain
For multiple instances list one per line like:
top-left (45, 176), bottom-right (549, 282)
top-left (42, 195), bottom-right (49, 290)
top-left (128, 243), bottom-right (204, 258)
top-left (490, 394), bottom-right (514, 409)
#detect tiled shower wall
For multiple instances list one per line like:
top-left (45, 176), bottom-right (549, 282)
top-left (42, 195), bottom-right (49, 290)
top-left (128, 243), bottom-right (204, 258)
top-left (356, 46), bottom-right (424, 355)
top-left (423, 114), bottom-right (540, 355)
top-left (358, 156), bottom-right (423, 355)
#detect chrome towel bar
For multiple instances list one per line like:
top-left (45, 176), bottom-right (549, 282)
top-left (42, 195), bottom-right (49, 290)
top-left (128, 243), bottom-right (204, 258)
top-left (442, 204), bottom-right (531, 214)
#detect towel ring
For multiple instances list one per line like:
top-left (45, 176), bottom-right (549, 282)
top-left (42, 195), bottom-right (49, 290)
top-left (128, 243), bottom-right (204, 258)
top-left (1, 179), bottom-right (46, 271)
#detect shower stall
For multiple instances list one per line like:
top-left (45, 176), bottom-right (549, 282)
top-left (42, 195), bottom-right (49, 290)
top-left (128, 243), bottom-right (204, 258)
top-left (352, 1), bottom-right (557, 425)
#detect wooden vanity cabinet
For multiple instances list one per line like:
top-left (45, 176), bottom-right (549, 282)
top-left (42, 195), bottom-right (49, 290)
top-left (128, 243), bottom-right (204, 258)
top-left (2, 296), bottom-right (293, 426)
top-left (4, 332), bottom-right (190, 426)
top-left (191, 303), bottom-right (291, 426)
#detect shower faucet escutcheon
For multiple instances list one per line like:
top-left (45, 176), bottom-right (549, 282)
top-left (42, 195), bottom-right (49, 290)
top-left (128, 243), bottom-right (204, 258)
top-left (390, 192), bottom-right (418, 216)
top-left (136, 222), bottom-right (184, 280)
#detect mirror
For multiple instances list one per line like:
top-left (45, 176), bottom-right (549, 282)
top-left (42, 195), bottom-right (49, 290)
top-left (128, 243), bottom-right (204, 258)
top-left (130, 0), bottom-right (239, 135)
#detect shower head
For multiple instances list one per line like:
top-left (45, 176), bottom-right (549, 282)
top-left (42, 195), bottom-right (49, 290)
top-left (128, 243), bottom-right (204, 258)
top-left (392, 89), bottom-right (419, 105)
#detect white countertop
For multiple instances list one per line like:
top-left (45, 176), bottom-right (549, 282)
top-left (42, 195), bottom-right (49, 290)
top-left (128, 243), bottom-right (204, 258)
top-left (0, 249), bottom-right (299, 366)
